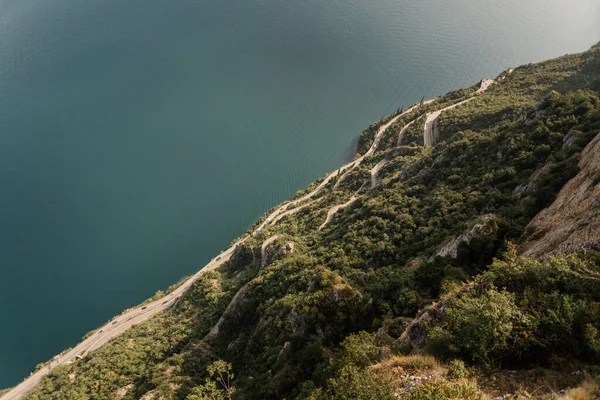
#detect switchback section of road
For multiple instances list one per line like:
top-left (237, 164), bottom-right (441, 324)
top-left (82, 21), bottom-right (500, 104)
top-left (423, 79), bottom-right (494, 146)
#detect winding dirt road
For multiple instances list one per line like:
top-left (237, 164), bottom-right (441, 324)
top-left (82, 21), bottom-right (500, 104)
top-left (370, 159), bottom-right (389, 188)
top-left (333, 100), bottom-right (434, 191)
top-left (423, 79), bottom-right (494, 146)
top-left (396, 119), bottom-right (416, 146)
top-left (318, 196), bottom-right (357, 230)
top-left (256, 99), bottom-right (436, 232)
top-left (206, 235), bottom-right (280, 338)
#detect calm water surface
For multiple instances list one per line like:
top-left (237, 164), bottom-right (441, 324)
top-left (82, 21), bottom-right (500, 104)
top-left (0, 0), bottom-right (598, 388)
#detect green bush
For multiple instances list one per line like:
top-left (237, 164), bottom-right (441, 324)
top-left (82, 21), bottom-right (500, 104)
top-left (446, 360), bottom-right (471, 380)
top-left (429, 289), bottom-right (532, 367)
top-left (428, 252), bottom-right (600, 369)
top-left (320, 365), bottom-right (395, 400)
top-left (338, 332), bottom-right (382, 368)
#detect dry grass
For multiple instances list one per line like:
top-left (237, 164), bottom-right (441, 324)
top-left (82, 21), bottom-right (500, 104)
top-left (385, 354), bottom-right (442, 372)
top-left (369, 354), bottom-right (598, 400)
top-left (477, 366), bottom-right (581, 397)
top-left (557, 378), bottom-right (600, 400)
top-left (369, 354), bottom-right (446, 388)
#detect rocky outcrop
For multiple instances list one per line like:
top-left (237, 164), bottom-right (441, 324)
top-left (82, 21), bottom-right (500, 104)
top-left (396, 283), bottom-right (476, 353)
top-left (278, 242), bottom-right (295, 257)
top-left (562, 130), bottom-right (580, 152)
top-left (521, 133), bottom-right (600, 259)
top-left (262, 239), bottom-right (294, 269)
top-left (431, 215), bottom-right (497, 260)
top-left (395, 302), bottom-right (446, 353)
top-left (115, 384), bottom-right (133, 400)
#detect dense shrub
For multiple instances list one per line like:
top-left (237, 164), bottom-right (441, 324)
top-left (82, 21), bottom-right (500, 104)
top-left (428, 252), bottom-right (600, 368)
top-left (446, 360), bottom-right (471, 380)
top-left (318, 365), bottom-right (396, 400)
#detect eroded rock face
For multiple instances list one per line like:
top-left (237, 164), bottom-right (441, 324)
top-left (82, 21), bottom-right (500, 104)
top-left (396, 283), bottom-right (476, 353)
top-left (521, 133), bottom-right (600, 259)
top-left (395, 301), bottom-right (446, 353)
top-left (263, 241), bottom-right (295, 268)
top-left (432, 214), bottom-right (497, 260)
top-left (115, 384), bottom-right (133, 400)
top-left (278, 242), bottom-right (295, 257)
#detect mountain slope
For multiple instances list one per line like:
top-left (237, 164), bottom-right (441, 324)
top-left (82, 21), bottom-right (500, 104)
top-left (9, 44), bottom-right (600, 400)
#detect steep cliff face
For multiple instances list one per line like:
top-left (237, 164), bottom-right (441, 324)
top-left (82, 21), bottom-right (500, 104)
top-left (521, 132), bottom-right (600, 259)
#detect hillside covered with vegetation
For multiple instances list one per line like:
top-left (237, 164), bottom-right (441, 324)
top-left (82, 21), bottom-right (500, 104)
top-left (13, 43), bottom-right (600, 400)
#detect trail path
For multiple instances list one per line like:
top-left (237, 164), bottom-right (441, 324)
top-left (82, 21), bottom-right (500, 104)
top-left (370, 159), bottom-right (389, 188)
top-left (205, 282), bottom-right (249, 338)
top-left (333, 100), bottom-right (434, 190)
top-left (318, 196), bottom-right (357, 230)
top-left (260, 235), bottom-right (281, 268)
top-left (396, 119), bottom-right (416, 146)
top-left (269, 200), bottom-right (318, 225)
top-left (423, 79), bottom-right (494, 146)
top-left (206, 235), bottom-right (280, 338)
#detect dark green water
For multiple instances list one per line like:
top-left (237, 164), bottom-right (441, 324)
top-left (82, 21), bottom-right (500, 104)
top-left (0, 0), bottom-right (598, 388)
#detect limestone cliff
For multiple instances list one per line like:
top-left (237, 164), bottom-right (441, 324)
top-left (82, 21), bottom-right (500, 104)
top-left (521, 132), bottom-right (600, 259)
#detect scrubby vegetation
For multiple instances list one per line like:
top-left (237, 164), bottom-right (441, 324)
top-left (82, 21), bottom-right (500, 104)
top-left (426, 250), bottom-right (600, 368)
top-left (13, 44), bottom-right (600, 400)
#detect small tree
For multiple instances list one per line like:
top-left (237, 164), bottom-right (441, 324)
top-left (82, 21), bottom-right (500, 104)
top-left (187, 360), bottom-right (236, 400)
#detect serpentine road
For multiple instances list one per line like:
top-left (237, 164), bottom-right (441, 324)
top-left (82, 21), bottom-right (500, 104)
top-left (207, 234), bottom-right (279, 338)
top-left (423, 79), bottom-right (494, 146)
top-left (396, 119), bottom-right (416, 146)
top-left (318, 196), bottom-right (357, 230)
top-left (333, 100), bottom-right (433, 190)
top-left (370, 159), bottom-right (390, 188)
top-left (257, 99), bottom-right (435, 231)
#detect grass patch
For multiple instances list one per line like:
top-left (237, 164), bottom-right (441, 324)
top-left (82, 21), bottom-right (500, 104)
top-left (407, 379), bottom-right (489, 400)
top-left (557, 378), bottom-right (600, 400)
